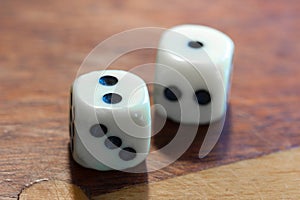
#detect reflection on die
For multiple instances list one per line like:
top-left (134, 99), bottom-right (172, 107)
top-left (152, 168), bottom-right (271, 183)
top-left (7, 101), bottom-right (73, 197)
top-left (154, 24), bottom-right (234, 124)
top-left (70, 70), bottom-right (151, 171)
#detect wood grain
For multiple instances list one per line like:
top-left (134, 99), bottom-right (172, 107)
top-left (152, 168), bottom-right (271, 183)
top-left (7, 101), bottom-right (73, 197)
top-left (18, 180), bottom-right (88, 200)
top-left (1, 0), bottom-right (300, 199)
top-left (96, 147), bottom-right (300, 199)
top-left (18, 148), bottom-right (300, 199)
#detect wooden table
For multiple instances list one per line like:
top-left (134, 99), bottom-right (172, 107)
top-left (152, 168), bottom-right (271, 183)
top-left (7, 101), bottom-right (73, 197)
top-left (1, 0), bottom-right (300, 199)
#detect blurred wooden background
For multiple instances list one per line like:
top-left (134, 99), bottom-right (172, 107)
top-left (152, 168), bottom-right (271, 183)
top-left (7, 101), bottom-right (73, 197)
top-left (1, 0), bottom-right (300, 199)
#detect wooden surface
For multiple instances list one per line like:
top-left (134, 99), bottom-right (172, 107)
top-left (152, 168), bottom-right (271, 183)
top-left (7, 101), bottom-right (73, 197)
top-left (19, 180), bottom-right (88, 200)
top-left (96, 147), bottom-right (300, 199)
top-left (18, 148), bottom-right (300, 199)
top-left (1, 0), bottom-right (300, 199)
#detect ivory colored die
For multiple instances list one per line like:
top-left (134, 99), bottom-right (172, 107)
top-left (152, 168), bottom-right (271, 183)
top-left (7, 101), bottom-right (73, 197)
top-left (70, 70), bottom-right (151, 171)
top-left (154, 25), bottom-right (234, 124)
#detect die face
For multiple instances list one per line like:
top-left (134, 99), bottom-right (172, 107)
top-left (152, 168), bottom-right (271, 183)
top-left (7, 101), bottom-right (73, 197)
top-left (74, 70), bottom-right (148, 109)
top-left (154, 63), bottom-right (224, 124)
top-left (154, 25), bottom-right (234, 124)
top-left (72, 70), bottom-right (151, 171)
top-left (158, 24), bottom-right (234, 77)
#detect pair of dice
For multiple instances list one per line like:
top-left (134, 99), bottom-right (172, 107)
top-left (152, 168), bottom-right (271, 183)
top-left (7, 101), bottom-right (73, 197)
top-left (69, 25), bottom-right (234, 171)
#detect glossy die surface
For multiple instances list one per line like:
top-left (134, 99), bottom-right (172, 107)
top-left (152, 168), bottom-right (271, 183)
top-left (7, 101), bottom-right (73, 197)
top-left (154, 24), bottom-right (234, 124)
top-left (70, 70), bottom-right (151, 171)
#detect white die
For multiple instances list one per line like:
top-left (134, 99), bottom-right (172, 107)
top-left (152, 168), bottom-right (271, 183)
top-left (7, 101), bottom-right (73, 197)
top-left (70, 70), bottom-right (151, 171)
top-left (154, 25), bottom-right (234, 124)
